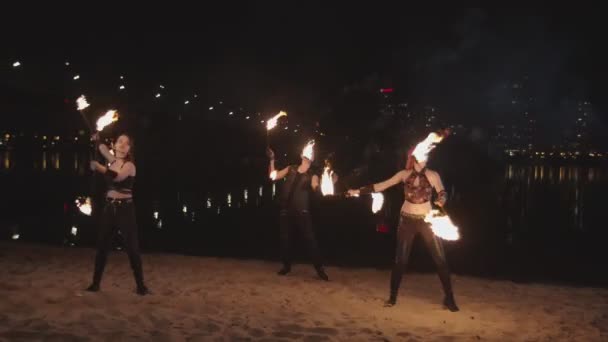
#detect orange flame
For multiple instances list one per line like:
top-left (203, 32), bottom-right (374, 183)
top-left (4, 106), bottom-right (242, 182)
top-left (424, 209), bottom-right (460, 240)
top-left (371, 193), bottom-right (384, 213)
top-left (96, 110), bottom-right (119, 132)
top-left (320, 166), bottom-right (335, 196)
top-left (75, 197), bottom-right (92, 216)
top-left (302, 140), bottom-right (315, 160)
top-left (76, 95), bottom-right (90, 111)
top-left (266, 111), bottom-right (287, 131)
top-left (412, 132), bottom-right (443, 163)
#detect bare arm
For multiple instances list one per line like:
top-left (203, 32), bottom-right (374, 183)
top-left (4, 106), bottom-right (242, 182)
top-left (90, 161), bottom-right (135, 181)
top-left (427, 170), bottom-right (447, 206)
top-left (98, 144), bottom-right (116, 163)
top-left (373, 170), bottom-right (408, 192)
top-left (270, 162), bottom-right (290, 181)
top-left (311, 174), bottom-right (320, 191)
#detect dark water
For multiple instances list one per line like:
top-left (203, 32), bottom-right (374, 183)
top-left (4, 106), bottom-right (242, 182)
top-left (1, 149), bottom-right (607, 287)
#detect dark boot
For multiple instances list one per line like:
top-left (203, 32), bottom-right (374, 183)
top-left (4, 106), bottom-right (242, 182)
top-left (315, 265), bottom-right (329, 281)
top-left (443, 293), bottom-right (459, 312)
top-left (277, 264), bottom-right (291, 276)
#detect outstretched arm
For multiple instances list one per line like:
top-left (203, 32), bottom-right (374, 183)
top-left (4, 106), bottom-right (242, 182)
top-left (347, 170), bottom-right (409, 196)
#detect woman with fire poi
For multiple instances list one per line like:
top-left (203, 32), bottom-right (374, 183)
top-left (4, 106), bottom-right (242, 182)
top-left (86, 132), bottom-right (149, 295)
top-left (267, 140), bottom-right (336, 281)
top-left (347, 131), bottom-right (459, 312)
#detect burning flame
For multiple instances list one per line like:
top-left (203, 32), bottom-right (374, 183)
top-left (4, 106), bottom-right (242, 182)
top-left (96, 110), bottom-right (119, 132)
top-left (412, 132), bottom-right (444, 164)
top-left (371, 193), bottom-right (384, 213)
top-left (76, 95), bottom-right (90, 111)
top-left (266, 111), bottom-right (287, 131)
top-left (424, 209), bottom-right (460, 241)
top-left (75, 197), bottom-right (92, 216)
top-left (269, 170), bottom-right (277, 180)
top-left (320, 167), bottom-right (334, 196)
top-left (302, 140), bottom-right (315, 160)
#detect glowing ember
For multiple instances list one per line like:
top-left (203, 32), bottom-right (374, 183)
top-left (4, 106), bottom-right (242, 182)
top-left (320, 167), bottom-right (335, 196)
top-left (424, 209), bottom-right (460, 241)
top-left (76, 95), bottom-right (90, 111)
top-left (266, 111), bottom-right (287, 130)
top-left (269, 170), bottom-right (277, 180)
top-left (302, 140), bottom-right (315, 161)
top-left (96, 110), bottom-right (119, 132)
top-left (371, 193), bottom-right (384, 213)
top-left (75, 197), bottom-right (92, 216)
top-left (412, 132), bottom-right (444, 163)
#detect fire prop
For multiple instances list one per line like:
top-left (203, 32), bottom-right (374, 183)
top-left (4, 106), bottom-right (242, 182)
top-left (302, 140), bottom-right (315, 161)
top-left (320, 166), bottom-right (335, 196)
top-left (266, 111), bottom-right (287, 131)
top-left (371, 193), bottom-right (384, 213)
top-left (265, 111), bottom-right (287, 147)
top-left (76, 95), bottom-right (90, 111)
top-left (412, 132), bottom-right (444, 163)
top-left (96, 110), bottom-right (119, 132)
top-left (424, 209), bottom-right (460, 241)
top-left (75, 197), bottom-right (92, 216)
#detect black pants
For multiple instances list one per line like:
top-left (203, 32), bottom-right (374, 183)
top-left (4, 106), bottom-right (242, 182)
top-left (90, 199), bottom-right (145, 288)
top-left (279, 209), bottom-right (323, 268)
top-left (390, 215), bottom-right (453, 298)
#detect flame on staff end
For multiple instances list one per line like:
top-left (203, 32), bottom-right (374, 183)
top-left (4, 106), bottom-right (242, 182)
top-left (266, 111), bottom-right (287, 131)
top-left (76, 95), bottom-right (90, 111)
top-left (96, 110), bottom-right (119, 132)
top-left (269, 170), bottom-right (277, 181)
top-left (75, 197), bottom-right (92, 216)
top-left (412, 132), bottom-right (444, 163)
top-left (424, 209), bottom-right (460, 241)
top-left (302, 140), bottom-right (315, 160)
top-left (320, 167), bottom-right (334, 196)
top-left (371, 193), bottom-right (384, 213)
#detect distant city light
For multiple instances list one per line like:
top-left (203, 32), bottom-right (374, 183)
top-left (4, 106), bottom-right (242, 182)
top-left (155, 93), bottom-right (161, 98)
top-left (12, 61), bottom-right (21, 68)
top-left (119, 85), bottom-right (125, 90)
top-left (184, 100), bottom-right (190, 105)
top-left (65, 61), bottom-right (70, 66)
top-left (246, 116), bottom-right (250, 119)
top-left (209, 106), bottom-right (214, 110)
top-left (73, 75), bottom-right (80, 80)
top-left (159, 85), bottom-right (165, 89)
top-left (229, 111), bottom-right (234, 115)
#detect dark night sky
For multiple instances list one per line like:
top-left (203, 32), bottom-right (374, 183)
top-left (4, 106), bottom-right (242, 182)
top-left (1, 5), bottom-right (606, 131)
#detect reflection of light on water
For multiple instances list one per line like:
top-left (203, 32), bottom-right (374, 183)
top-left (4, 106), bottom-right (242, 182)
top-left (217, 207), bottom-right (221, 215)
top-left (182, 205), bottom-right (188, 214)
top-left (54, 153), bottom-right (60, 170)
top-left (506, 165), bottom-right (514, 180)
top-left (540, 166), bottom-right (544, 181)
top-left (573, 168), bottom-right (579, 182)
top-left (71, 226), bottom-right (78, 236)
top-left (227, 193), bottom-right (232, 207)
top-left (258, 186), bottom-right (263, 197)
top-left (157, 219), bottom-right (163, 229)
top-left (74, 153), bottom-right (79, 171)
top-left (191, 212), bottom-right (196, 222)
top-left (3, 151), bottom-right (10, 169)
top-left (206, 197), bottom-right (212, 209)
top-left (588, 168), bottom-right (595, 182)
top-left (559, 167), bottom-right (565, 183)
top-left (548, 167), bottom-right (554, 184)
top-left (243, 189), bottom-right (248, 204)
top-left (153, 211), bottom-right (159, 220)
top-left (42, 152), bottom-right (47, 171)
top-left (272, 184), bottom-right (276, 197)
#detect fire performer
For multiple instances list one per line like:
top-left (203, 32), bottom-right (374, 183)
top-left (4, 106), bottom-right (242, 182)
top-left (267, 141), bottom-right (334, 281)
top-left (347, 134), bottom-right (459, 311)
top-left (86, 133), bottom-right (149, 295)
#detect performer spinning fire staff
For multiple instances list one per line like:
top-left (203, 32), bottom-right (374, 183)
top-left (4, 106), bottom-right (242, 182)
top-left (267, 140), bottom-right (335, 281)
top-left (86, 133), bottom-right (149, 295)
top-left (347, 132), bottom-right (459, 311)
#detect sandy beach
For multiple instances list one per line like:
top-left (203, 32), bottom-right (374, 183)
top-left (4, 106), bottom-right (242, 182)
top-left (0, 241), bottom-right (606, 341)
